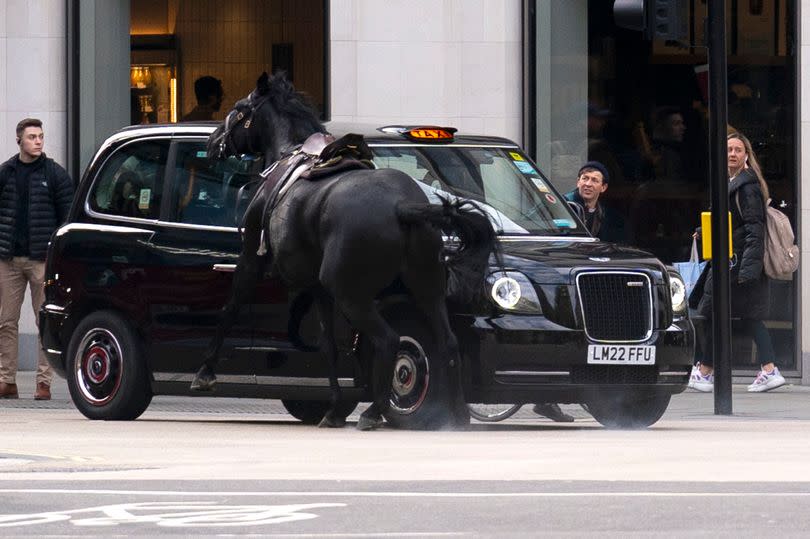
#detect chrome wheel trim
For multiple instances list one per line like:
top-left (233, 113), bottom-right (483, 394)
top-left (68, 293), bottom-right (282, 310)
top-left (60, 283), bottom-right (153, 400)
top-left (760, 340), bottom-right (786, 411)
top-left (74, 328), bottom-right (124, 406)
top-left (389, 336), bottom-right (429, 414)
top-left (468, 403), bottom-right (523, 422)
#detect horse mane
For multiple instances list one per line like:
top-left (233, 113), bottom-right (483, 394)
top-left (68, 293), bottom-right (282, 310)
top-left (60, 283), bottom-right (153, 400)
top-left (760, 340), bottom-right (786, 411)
top-left (260, 72), bottom-right (327, 142)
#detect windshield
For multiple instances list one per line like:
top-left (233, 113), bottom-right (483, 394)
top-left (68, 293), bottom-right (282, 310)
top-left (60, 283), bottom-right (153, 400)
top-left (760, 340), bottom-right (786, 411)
top-left (370, 145), bottom-right (587, 236)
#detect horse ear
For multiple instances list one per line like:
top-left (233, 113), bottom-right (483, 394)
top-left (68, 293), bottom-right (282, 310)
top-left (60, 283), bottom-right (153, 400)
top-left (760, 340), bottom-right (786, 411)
top-left (257, 71), bottom-right (269, 90)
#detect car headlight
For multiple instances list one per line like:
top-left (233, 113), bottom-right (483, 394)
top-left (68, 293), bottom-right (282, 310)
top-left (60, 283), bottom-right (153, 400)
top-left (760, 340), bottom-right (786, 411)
top-left (487, 271), bottom-right (542, 313)
top-left (668, 271), bottom-right (688, 315)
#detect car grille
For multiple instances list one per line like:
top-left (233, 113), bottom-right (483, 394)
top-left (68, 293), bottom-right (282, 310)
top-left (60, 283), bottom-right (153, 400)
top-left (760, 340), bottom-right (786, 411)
top-left (570, 365), bottom-right (659, 384)
top-left (576, 271), bottom-right (653, 343)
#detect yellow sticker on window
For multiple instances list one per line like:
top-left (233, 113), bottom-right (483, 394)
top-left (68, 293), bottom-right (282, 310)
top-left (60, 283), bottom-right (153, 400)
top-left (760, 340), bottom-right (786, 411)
top-left (138, 189), bottom-right (151, 210)
top-left (509, 152), bottom-right (524, 161)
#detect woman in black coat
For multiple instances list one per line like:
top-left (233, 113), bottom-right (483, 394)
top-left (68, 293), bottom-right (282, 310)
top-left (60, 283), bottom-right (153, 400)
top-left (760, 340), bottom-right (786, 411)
top-left (688, 132), bottom-right (785, 393)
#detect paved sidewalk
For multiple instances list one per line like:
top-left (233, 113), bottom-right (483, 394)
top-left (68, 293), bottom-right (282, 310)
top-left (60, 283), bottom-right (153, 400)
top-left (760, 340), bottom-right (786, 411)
top-left (4, 371), bottom-right (810, 422)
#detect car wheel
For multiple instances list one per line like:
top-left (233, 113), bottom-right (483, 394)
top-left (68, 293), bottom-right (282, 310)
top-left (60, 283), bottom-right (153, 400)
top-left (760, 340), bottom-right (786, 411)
top-left (281, 399), bottom-right (359, 425)
top-left (468, 403), bottom-right (523, 422)
top-left (382, 315), bottom-right (458, 430)
top-left (586, 390), bottom-right (671, 429)
top-left (66, 310), bottom-right (152, 420)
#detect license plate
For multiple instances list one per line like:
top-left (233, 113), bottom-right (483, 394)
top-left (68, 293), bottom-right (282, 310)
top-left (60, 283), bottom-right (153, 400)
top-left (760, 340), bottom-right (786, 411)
top-left (587, 345), bottom-right (656, 365)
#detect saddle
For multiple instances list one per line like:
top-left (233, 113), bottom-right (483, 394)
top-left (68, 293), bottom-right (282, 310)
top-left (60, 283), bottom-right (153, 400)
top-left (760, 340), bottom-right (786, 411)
top-left (254, 133), bottom-right (375, 255)
top-left (301, 133), bottom-right (374, 180)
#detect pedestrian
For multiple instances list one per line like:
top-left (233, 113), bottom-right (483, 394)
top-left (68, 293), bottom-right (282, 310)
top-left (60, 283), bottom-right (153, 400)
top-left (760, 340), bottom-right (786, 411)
top-left (533, 161), bottom-right (625, 423)
top-left (180, 76), bottom-right (224, 122)
top-left (564, 161), bottom-right (626, 242)
top-left (688, 131), bottom-right (785, 393)
top-left (0, 118), bottom-right (74, 400)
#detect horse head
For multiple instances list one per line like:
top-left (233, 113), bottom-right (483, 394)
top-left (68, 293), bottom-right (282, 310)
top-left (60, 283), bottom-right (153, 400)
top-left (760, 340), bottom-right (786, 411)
top-left (207, 71), bottom-right (327, 167)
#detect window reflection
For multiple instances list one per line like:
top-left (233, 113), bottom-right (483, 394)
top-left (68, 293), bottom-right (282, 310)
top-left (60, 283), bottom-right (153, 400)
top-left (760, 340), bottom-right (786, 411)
top-left (533, 0), bottom-right (797, 370)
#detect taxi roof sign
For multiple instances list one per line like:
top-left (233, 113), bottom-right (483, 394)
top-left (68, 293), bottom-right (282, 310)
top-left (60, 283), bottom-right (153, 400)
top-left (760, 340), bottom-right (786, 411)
top-left (379, 125), bottom-right (457, 142)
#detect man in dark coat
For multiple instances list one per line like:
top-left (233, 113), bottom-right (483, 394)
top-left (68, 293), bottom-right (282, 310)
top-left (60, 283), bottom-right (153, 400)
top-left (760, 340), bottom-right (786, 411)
top-left (0, 118), bottom-right (74, 400)
top-left (533, 161), bottom-right (627, 423)
top-left (563, 161), bottom-right (626, 243)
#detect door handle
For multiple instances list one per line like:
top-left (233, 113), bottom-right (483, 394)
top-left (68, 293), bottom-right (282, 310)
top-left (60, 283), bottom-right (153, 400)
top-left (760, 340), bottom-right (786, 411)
top-left (213, 263), bottom-right (237, 272)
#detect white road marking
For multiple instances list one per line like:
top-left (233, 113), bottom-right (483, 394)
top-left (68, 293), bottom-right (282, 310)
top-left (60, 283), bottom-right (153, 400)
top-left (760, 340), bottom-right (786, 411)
top-left (0, 502), bottom-right (345, 528)
top-left (1, 488), bottom-right (809, 497)
top-left (0, 459), bottom-right (32, 467)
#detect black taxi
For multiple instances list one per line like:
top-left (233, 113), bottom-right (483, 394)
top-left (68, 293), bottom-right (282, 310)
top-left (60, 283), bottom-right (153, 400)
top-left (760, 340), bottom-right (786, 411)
top-left (40, 122), bottom-right (694, 429)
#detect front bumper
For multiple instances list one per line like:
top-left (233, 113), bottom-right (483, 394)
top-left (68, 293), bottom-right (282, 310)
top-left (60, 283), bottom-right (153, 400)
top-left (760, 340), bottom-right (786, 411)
top-left (457, 313), bottom-right (695, 403)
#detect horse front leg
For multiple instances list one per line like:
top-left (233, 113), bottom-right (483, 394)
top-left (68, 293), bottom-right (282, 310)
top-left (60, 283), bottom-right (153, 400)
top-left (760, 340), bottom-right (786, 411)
top-left (313, 291), bottom-right (346, 428)
top-left (191, 250), bottom-right (267, 391)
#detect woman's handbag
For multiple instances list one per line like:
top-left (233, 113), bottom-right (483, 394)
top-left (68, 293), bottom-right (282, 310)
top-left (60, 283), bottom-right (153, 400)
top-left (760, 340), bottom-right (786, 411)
top-left (674, 237), bottom-right (708, 299)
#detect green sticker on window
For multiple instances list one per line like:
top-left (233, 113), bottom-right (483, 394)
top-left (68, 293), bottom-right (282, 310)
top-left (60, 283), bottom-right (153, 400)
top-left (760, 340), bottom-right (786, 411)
top-left (196, 151), bottom-right (207, 158)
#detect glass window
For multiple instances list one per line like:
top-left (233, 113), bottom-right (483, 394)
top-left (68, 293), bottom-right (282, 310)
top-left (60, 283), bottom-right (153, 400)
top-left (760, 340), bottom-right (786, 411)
top-left (530, 1), bottom-right (798, 371)
top-left (89, 139), bottom-right (169, 220)
top-left (372, 146), bottom-right (585, 236)
top-left (170, 142), bottom-right (263, 227)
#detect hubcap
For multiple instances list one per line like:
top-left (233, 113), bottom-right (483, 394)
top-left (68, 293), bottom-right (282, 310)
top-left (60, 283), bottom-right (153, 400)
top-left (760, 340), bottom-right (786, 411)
top-left (389, 336), bottom-right (429, 414)
top-left (74, 328), bottom-right (123, 406)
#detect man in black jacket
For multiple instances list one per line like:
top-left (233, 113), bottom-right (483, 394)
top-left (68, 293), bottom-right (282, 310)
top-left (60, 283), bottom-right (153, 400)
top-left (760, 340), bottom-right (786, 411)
top-left (0, 118), bottom-right (74, 400)
top-left (563, 161), bottom-right (626, 243)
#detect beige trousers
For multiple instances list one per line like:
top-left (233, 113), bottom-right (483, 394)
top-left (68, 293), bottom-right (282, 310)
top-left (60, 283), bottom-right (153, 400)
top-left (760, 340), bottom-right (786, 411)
top-left (0, 257), bottom-right (50, 385)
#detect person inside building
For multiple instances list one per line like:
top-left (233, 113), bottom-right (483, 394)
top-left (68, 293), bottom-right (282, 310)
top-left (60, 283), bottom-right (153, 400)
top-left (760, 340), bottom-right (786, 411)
top-left (649, 106), bottom-right (688, 183)
top-left (0, 118), bottom-right (75, 400)
top-left (688, 131), bottom-right (785, 393)
top-left (180, 75), bottom-right (224, 122)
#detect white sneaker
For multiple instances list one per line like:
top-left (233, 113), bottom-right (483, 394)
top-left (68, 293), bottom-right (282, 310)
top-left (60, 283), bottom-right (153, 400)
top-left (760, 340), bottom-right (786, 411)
top-left (688, 364), bottom-right (714, 392)
top-left (747, 367), bottom-right (786, 393)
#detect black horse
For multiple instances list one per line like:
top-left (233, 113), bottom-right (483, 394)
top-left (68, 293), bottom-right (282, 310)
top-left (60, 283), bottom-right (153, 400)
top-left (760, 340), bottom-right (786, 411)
top-left (191, 72), bottom-right (496, 430)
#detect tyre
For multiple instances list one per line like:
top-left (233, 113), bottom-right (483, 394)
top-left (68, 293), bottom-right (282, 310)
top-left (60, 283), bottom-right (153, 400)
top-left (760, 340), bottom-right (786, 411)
top-left (468, 403), bottom-right (522, 422)
top-left (66, 310), bottom-right (152, 420)
top-left (586, 390), bottom-right (671, 429)
top-left (382, 315), bottom-right (458, 430)
top-left (281, 399), bottom-right (359, 425)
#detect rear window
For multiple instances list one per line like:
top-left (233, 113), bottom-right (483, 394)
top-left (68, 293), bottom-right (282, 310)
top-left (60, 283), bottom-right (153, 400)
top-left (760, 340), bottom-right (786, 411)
top-left (89, 139), bottom-right (169, 220)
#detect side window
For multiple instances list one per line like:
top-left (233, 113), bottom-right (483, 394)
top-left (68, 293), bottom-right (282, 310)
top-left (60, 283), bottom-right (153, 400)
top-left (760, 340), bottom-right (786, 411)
top-left (89, 140), bottom-right (169, 220)
top-left (171, 142), bottom-right (261, 227)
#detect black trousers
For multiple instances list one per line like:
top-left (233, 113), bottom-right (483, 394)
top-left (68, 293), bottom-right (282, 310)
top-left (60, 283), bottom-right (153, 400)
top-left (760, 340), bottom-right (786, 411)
top-left (694, 317), bottom-right (776, 368)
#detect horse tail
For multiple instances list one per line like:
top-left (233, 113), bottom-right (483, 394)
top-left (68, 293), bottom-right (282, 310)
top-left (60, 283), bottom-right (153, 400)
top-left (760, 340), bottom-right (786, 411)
top-left (397, 197), bottom-right (499, 303)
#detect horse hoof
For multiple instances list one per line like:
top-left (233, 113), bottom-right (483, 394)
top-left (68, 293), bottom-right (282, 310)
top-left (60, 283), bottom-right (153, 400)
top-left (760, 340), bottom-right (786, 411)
top-left (190, 379), bottom-right (214, 391)
top-left (190, 372), bottom-right (216, 391)
top-left (356, 415), bottom-right (384, 431)
top-left (318, 415), bottom-right (347, 428)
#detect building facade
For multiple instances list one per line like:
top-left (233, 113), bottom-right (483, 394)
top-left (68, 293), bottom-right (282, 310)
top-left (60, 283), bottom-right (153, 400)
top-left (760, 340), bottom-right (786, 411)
top-left (1, 0), bottom-right (806, 385)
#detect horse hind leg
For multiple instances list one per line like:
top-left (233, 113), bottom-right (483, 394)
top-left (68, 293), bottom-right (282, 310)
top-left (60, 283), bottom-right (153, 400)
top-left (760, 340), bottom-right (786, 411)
top-left (339, 302), bottom-right (399, 431)
top-left (403, 269), bottom-right (470, 428)
top-left (313, 292), bottom-right (346, 428)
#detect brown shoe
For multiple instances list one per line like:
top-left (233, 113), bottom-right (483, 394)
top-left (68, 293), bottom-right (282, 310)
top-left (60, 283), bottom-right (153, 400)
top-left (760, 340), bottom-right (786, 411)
top-left (34, 382), bottom-right (51, 401)
top-left (0, 382), bottom-right (19, 399)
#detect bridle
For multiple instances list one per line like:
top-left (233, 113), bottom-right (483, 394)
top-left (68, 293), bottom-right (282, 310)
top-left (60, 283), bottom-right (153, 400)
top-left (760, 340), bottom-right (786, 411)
top-left (215, 90), bottom-right (274, 158)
